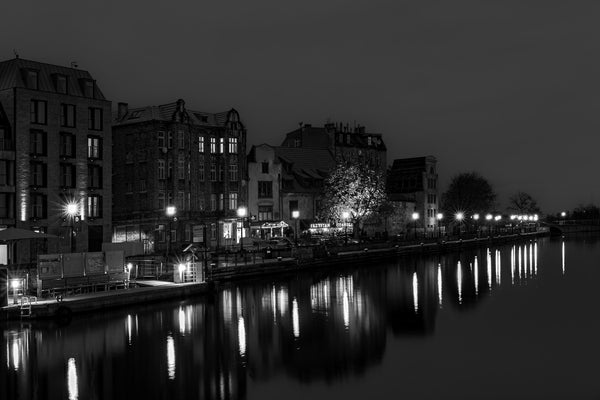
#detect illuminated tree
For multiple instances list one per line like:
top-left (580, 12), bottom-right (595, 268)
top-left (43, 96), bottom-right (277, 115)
top-left (319, 161), bottom-right (387, 236)
top-left (441, 172), bottom-right (497, 215)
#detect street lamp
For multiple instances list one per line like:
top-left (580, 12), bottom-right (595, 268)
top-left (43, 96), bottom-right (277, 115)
top-left (65, 202), bottom-right (78, 253)
top-left (455, 212), bottom-right (464, 238)
top-left (472, 213), bottom-right (480, 237)
top-left (292, 210), bottom-right (300, 245)
top-left (436, 213), bottom-right (443, 238)
top-left (342, 211), bottom-right (350, 245)
top-left (412, 212), bottom-right (420, 239)
top-left (237, 206), bottom-right (247, 252)
top-left (165, 205), bottom-right (177, 262)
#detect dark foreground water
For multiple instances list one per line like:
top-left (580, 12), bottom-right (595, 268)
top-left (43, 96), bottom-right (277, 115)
top-left (2, 236), bottom-right (599, 400)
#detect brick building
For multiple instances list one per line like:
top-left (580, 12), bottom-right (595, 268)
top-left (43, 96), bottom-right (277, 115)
top-left (112, 99), bottom-right (247, 255)
top-left (387, 156), bottom-right (439, 233)
top-left (280, 122), bottom-right (387, 174)
top-left (0, 57), bottom-right (112, 262)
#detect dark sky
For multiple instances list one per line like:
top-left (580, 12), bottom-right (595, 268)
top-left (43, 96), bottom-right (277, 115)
top-left (3, 0), bottom-right (599, 212)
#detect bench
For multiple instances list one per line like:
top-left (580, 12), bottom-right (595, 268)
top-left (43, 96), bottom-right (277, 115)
top-left (65, 276), bottom-right (92, 295)
top-left (37, 279), bottom-right (66, 298)
top-left (108, 272), bottom-right (128, 290)
top-left (88, 274), bottom-right (110, 292)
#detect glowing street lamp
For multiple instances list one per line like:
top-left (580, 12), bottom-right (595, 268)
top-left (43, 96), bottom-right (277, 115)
top-left (165, 205), bottom-right (177, 261)
top-left (65, 202), bottom-right (79, 253)
top-left (412, 212), bottom-right (420, 239)
top-left (11, 279), bottom-right (21, 305)
top-left (455, 212), bottom-right (464, 238)
top-left (342, 211), bottom-right (350, 245)
top-left (237, 206), bottom-right (247, 251)
top-left (472, 213), bottom-right (480, 237)
top-left (292, 210), bottom-right (300, 245)
top-left (436, 213), bottom-right (443, 238)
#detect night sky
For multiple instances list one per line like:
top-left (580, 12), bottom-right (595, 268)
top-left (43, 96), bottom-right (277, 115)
top-left (3, 0), bottom-right (599, 212)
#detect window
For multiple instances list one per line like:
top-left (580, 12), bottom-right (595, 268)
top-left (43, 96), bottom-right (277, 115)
top-left (229, 192), bottom-right (238, 210)
top-left (82, 80), bottom-right (94, 98)
top-left (60, 163), bottom-right (75, 188)
top-left (294, 138), bottom-right (301, 148)
top-left (178, 131), bottom-right (185, 149)
top-left (125, 152), bottom-right (134, 164)
top-left (199, 163), bottom-right (205, 180)
top-left (167, 131), bottom-right (173, 149)
top-left (24, 70), bottom-right (38, 89)
top-left (289, 200), bottom-right (298, 213)
top-left (29, 130), bottom-right (46, 156)
top-left (198, 136), bottom-right (205, 152)
top-left (210, 163), bottom-right (216, 181)
top-left (218, 165), bottom-right (223, 182)
top-left (228, 163), bottom-right (238, 181)
top-left (0, 128), bottom-right (9, 151)
top-left (87, 136), bottom-right (102, 158)
top-left (60, 104), bottom-right (76, 128)
top-left (210, 194), bottom-right (217, 211)
top-left (157, 159), bottom-right (165, 179)
top-left (258, 181), bottom-right (273, 198)
top-left (30, 162), bottom-right (46, 187)
top-left (88, 165), bottom-right (103, 188)
top-left (157, 224), bottom-right (166, 242)
top-left (59, 132), bottom-right (75, 159)
top-left (139, 180), bottom-right (146, 192)
top-left (177, 191), bottom-right (184, 210)
top-left (178, 154), bottom-right (185, 179)
top-left (219, 138), bottom-right (224, 154)
top-left (126, 182), bottom-right (133, 193)
top-left (211, 224), bottom-right (217, 240)
top-left (158, 192), bottom-right (165, 210)
top-left (88, 108), bottom-right (103, 130)
top-left (30, 100), bottom-right (47, 124)
top-left (228, 137), bottom-right (238, 154)
top-left (158, 131), bottom-right (165, 148)
top-left (210, 137), bottom-right (216, 153)
top-left (0, 193), bottom-right (14, 218)
top-left (0, 160), bottom-right (13, 186)
top-left (261, 162), bottom-right (269, 174)
top-left (218, 193), bottom-right (224, 210)
top-left (168, 160), bottom-right (173, 178)
top-left (367, 136), bottom-right (372, 146)
top-left (30, 194), bottom-right (46, 219)
top-left (88, 195), bottom-right (102, 218)
top-left (55, 75), bottom-right (68, 94)
top-left (258, 205), bottom-right (273, 221)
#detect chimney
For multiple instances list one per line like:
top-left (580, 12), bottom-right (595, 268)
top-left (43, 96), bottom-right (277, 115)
top-left (117, 102), bottom-right (128, 119)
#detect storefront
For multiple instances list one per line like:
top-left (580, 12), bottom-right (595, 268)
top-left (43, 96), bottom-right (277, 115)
top-left (250, 221), bottom-right (289, 239)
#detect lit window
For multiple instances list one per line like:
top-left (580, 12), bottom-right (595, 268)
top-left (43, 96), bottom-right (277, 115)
top-left (219, 138), bottom-right (224, 154)
top-left (87, 136), bottom-right (102, 158)
top-left (258, 205), bottom-right (273, 221)
top-left (88, 195), bottom-right (102, 218)
top-left (228, 163), bottom-right (238, 181)
top-left (228, 137), bottom-right (238, 154)
top-left (198, 136), bottom-right (204, 152)
top-left (229, 192), bottom-right (238, 210)
top-left (210, 137), bottom-right (216, 153)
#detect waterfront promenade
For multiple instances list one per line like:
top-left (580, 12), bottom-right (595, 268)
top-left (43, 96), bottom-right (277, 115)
top-left (1, 230), bottom-right (546, 321)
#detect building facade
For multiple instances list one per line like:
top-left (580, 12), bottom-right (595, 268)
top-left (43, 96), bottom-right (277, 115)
top-left (280, 122), bottom-right (387, 174)
top-left (112, 99), bottom-right (247, 255)
top-left (0, 57), bottom-right (112, 262)
top-left (387, 156), bottom-right (439, 232)
top-left (247, 144), bottom-right (334, 238)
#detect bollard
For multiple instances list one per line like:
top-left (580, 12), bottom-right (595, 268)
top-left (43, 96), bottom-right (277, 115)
top-left (0, 267), bottom-right (6, 307)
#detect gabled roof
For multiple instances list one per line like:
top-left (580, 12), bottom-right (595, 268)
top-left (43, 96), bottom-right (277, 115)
top-left (0, 57), bottom-right (107, 100)
top-left (114, 99), bottom-right (241, 129)
top-left (274, 147), bottom-right (335, 193)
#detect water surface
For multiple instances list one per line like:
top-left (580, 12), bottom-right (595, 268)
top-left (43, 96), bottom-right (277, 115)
top-left (2, 236), bottom-right (599, 399)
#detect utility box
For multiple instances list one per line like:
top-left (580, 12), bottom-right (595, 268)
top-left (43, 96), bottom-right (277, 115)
top-left (0, 267), bottom-right (7, 307)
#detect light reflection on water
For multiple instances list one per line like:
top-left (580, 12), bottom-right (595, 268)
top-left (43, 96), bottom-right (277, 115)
top-left (4, 237), bottom-right (594, 400)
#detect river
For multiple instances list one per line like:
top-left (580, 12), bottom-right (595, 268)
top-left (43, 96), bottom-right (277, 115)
top-left (1, 236), bottom-right (599, 399)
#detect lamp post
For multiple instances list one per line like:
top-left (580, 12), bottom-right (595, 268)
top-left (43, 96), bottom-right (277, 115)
top-left (436, 213), bottom-right (443, 238)
top-left (485, 213), bottom-right (493, 236)
top-left (342, 211), bottom-right (350, 245)
top-left (65, 202), bottom-right (78, 253)
top-left (473, 213), bottom-right (480, 236)
top-left (237, 206), bottom-right (247, 252)
top-left (494, 215), bottom-right (502, 234)
top-left (165, 205), bottom-right (177, 263)
top-left (455, 212), bottom-right (464, 239)
top-left (412, 212), bottom-right (420, 239)
top-left (292, 210), bottom-right (300, 245)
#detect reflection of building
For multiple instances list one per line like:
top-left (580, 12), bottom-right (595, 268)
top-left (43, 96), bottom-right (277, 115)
top-left (112, 100), bottom-right (247, 252)
top-left (247, 144), bottom-right (334, 237)
top-left (0, 57), bottom-right (112, 260)
top-left (387, 156), bottom-right (438, 232)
